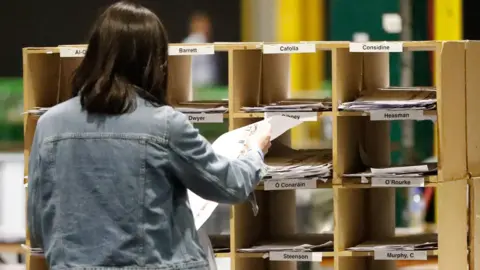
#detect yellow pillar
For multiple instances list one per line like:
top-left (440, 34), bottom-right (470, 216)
top-left (241, 0), bottom-right (253, 41)
top-left (276, 0), bottom-right (303, 90)
top-left (276, 0), bottom-right (325, 148)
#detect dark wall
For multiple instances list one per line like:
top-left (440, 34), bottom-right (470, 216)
top-left (464, 0), bottom-right (479, 39)
top-left (0, 0), bottom-right (241, 85)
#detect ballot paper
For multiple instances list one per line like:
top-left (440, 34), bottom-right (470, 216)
top-left (242, 99), bottom-right (332, 112)
top-left (176, 106), bottom-right (228, 113)
top-left (343, 164), bottom-right (437, 178)
top-left (347, 234), bottom-right (438, 252)
top-left (263, 144), bottom-right (332, 184)
top-left (26, 106), bottom-right (228, 115)
top-left (338, 87), bottom-right (437, 111)
top-left (176, 100), bottom-right (229, 114)
top-left (24, 107), bottom-right (50, 116)
top-left (189, 115), bottom-right (303, 229)
top-left (238, 241), bottom-right (334, 253)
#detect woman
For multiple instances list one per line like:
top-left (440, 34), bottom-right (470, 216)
top-left (26, 1), bottom-right (271, 269)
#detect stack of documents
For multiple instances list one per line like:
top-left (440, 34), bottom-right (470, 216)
top-left (338, 87), bottom-right (437, 111)
top-left (21, 244), bottom-right (44, 256)
top-left (347, 234), bottom-right (438, 251)
top-left (176, 100), bottom-right (228, 114)
top-left (242, 99), bottom-right (332, 112)
top-left (343, 164), bottom-right (437, 179)
top-left (348, 242), bottom-right (438, 252)
top-left (264, 143), bottom-right (332, 182)
top-left (238, 241), bottom-right (333, 253)
top-left (24, 107), bottom-right (50, 116)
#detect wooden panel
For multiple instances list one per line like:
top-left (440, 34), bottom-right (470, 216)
top-left (436, 41), bottom-right (467, 181)
top-left (466, 41), bottom-right (480, 176)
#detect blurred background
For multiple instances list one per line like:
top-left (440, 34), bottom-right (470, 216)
top-left (0, 0), bottom-right (472, 269)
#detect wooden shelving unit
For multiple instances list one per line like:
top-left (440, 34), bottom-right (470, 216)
top-left (466, 40), bottom-right (480, 270)
top-left (22, 41), bottom-right (468, 270)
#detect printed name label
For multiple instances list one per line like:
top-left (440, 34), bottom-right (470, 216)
top-left (374, 250), bottom-right (427, 261)
top-left (371, 177), bottom-right (425, 187)
top-left (59, 47), bottom-right (86, 58)
top-left (264, 179), bottom-right (317, 190)
top-left (370, 110), bottom-right (425, 121)
top-left (269, 251), bottom-right (322, 262)
top-left (262, 43), bottom-right (316, 54)
top-left (264, 111), bottom-right (317, 122)
top-left (186, 114), bottom-right (223, 123)
top-left (349, 42), bottom-right (403, 52)
top-left (168, 45), bottom-right (215, 56)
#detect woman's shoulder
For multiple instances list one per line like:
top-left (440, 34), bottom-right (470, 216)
top-left (37, 97), bottom-right (81, 123)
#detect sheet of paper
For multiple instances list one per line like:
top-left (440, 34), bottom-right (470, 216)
top-left (370, 165), bottom-right (430, 174)
top-left (187, 115), bottom-right (303, 230)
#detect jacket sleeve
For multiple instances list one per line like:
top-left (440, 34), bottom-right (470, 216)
top-left (167, 110), bottom-right (265, 204)
top-left (27, 128), bottom-right (44, 249)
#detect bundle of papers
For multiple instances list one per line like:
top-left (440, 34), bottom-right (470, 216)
top-left (176, 100), bottom-right (228, 114)
top-left (238, 241), bottom-right (333, 253)
top-left (343, 164), bottom-right (437, 178)
top-left (24, 107), bottom-right (50, 116)
top-left (242, 99), bottom-right (332, 112)
top-left (264, 143), bottom-right (332, 182)
top-left (347, 234), bottom-right (438, 251)
top-left (338, 87), bottom-right (437, 111)
top-left (21, 244), bottom-right (44, 256)
top-left (348, 242), bottom-right (438, 252)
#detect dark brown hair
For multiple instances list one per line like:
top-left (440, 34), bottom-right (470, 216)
top-left (72, 1), bottom-right (169, 114)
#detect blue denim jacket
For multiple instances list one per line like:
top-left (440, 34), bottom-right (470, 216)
top-left (27, 96), bottom-right (265, 270)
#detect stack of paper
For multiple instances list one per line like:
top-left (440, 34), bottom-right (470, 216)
top-left (264, 144), bottom-right (332, 182)
top-left (238, 241), bottom-right (333, 253)
top-left (347, 234), bottom-right (438, 251)
top-left (343, 164), bottom-right (437, 179)
top-left (339, 87), bottom-right (437, 111)
top-left (21, 244), bottom-right (44, 256)
top-left (348, 242), bottom-right (438, 252)
top-left (176, 100), bottom-right (228, 114)
top-left (24, 107), bottom-right (50, 116)
top-left (242, 99), bottom-right (332, 112)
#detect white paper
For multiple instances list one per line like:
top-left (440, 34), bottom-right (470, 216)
top-left (59, 47), bottom-right (86, 58)
top-left (264, 179), bottom-right (317, 190)
top-left (168, 45), bottom-right (215, 56)
top-left (371, 177), bottom-right (425, 187)
top-left (262, 43), bottom-right (316, 54)
top-left (187, 115), bottom-right (303, 230)
top-left (374, 250), bottom-right (427, 260)
top-left (264, 111), bottom-right (318, 122)
top-left (370, 110), bottom-right (425, 121)
top-left (269, 251), bottom-right (323, 262)
top-left (370, 165), bottom-right (429, 174)
top-left (185, 113), bottom-right (224, 123)
top-left (349, 42), bottom-right (403, 52)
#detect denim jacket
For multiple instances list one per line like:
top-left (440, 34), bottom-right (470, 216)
top-left (27, 96), bottom-right (265, 270)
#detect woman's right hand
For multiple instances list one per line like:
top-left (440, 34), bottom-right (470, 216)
top-left (251, 122), bottom-right (272, 155)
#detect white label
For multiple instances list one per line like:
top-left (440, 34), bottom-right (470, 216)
top-left (186, 114), bottom-right (223, 123)
top-left (349, 42), bottom-right (403, 52)
top-left (168, 45), bottom-right (214, 56)
top-left (269, 251), bottom-right (322, 262)
top-left (59, 47), bottom-right (86, 58)
top-left (264, 179), bottom-right (317, 190)
top-left (262, 43), bottom-right (316, 54)
top-left (370, 110), bottom-right (424, 121)
top-left (374, 250), bottom-right (427, 261)
top-left (264, 111), bottom-right (317, 122)
top-left (371, 177), bottom-right (425, 187)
